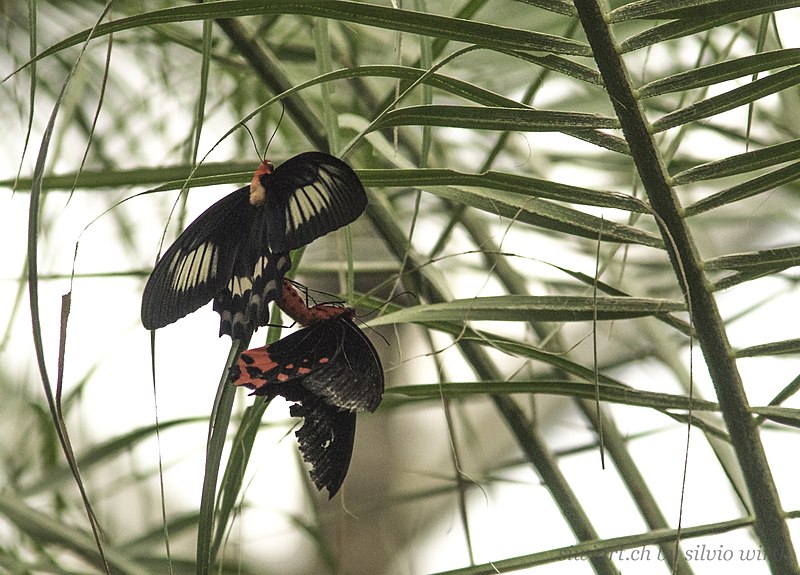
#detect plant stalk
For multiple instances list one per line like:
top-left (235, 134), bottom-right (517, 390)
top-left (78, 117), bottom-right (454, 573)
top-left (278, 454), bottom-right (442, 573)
top-left (572, 1), bottom-right (798, 572)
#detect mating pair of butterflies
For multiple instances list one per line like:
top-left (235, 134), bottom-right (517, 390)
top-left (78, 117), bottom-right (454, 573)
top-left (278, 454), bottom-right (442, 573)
top-left (140, 151), bottom-right (383, 497)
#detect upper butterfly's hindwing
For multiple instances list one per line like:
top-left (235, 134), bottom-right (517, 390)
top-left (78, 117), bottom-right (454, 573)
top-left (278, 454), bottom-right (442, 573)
top-left (290, 397), bottom-right (356, 498)
top-left (214, 250), bottom-right (292, 339)
top-left (141, 187), bottom-right (251, 330)
top-left (263, 152), bottom-right (367, 252)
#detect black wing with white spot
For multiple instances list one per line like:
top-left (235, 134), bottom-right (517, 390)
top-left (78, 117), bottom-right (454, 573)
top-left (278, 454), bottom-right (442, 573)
top-left (262, 152), bottom-right (367, 252)
top-left (290, 396), bottom-right (356, 498)
top-left (141, 186), bottom-right (293, 337)
top-left (231, 343), bottom-right (358, 498)
top-left (213, 251), bottom-right (291, 339)
top-left (141, 187), bottom-right (252, 330)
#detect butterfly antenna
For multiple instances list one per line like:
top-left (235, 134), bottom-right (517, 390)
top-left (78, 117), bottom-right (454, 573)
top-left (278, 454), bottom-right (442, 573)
top-left (352, 314), bottom-right (390, 347)
top-left (262, 102), bottom-right (285, 160)
top-left (284, 278), bottom-right (312, 307)
top-left (243, 124), bottom-right (261, 161)
top-left (351, 291), bottom-right (415, 346)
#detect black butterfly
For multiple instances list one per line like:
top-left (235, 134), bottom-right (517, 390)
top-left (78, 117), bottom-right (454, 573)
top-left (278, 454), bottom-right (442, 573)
top-left (141, 152), bottom-right (367, 338)
top-left (230, 308), bottom-right (384, 497)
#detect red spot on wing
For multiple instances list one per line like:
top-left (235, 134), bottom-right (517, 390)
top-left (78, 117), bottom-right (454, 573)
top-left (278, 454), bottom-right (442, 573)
top-left (233, 347), bottom-right (277, 389)
top-left (277, 372), bottom-right (290, 382)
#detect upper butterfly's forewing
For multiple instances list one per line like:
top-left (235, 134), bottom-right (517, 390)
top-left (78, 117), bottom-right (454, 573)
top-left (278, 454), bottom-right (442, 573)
top-left (141, 187), bottom-right (252, 330)
top-left (262, 152), bottom-right (367, 252)
top-left (141, 187), bottom-right (292, 337)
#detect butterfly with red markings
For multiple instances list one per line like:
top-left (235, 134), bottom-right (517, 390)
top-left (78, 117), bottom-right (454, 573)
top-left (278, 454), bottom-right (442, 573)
top-left (141, 152), bottom-right (367, 338)
top-left (229, 280), bottom-right (384, 497)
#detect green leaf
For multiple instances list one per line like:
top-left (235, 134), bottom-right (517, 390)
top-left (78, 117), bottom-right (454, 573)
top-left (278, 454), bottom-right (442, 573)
top-left (369, 295), bottom-right (685, 325)
top-left (6, 163), bottom-right (647, 216)
top-left (619, 4), bottom-right (800, 53)
top-left (211, 400), bottom-right (269, 561)
top-left (736, 338), bottom-right (800, 358)
top-left (426, 517), bottom-right (754, 574)
top-left (388, 380), bottom-right (718, 411)
top-left (20, 417), bottom-right (204, 496)
top-left (511, 50), bottom-right (604, 86)
top-left (673, 138), bottom-right (800, 185)
top-left (653, 65), bottom-right (800, 132)
top-left (425, 322), bottom-right (631, 387)
top-left (0, 494), bottom-right (151, 575)
top-left (708, 244), bottom-right (800, 290)
top-left (369, 104), bottom-right (627, 153)
top-left (611, 0), bottom-right (800, 22)
top-left (751, 406), bottom-right (800, 428)
top-left (639, 49), bottom-right (800, 98)
top-left (2, 162), bottom-right (256, 192)
top-left (12, 0), bottom-right (591, 76)
top-left (704, 245), bottom-right (800, 273)
top-left (361, 168), bottom-right (650, 212)
top-left (371, 105), bottom-right (619, 132)
top-left (685, 161), bottom-right (800, 216)
top-left (620, 14), bottom-right (736, 52)
top-left (513, 0), bottom-right (578, 17)
top-left (417, 183), bottom-right (664, 246)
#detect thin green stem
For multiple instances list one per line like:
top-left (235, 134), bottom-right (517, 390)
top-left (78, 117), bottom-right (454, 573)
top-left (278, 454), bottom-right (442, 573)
top-left (196, 338), bottom-right (248, 574)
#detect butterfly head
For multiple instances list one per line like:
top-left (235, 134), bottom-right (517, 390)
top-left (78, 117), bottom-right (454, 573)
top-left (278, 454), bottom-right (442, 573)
top-left (249, 160), bottom-right (275, 206)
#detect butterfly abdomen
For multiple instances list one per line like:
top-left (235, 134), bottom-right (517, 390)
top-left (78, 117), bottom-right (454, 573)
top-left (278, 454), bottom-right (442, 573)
top-left (276, 279), bottom-right (352, 326)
